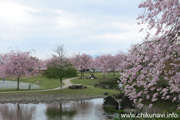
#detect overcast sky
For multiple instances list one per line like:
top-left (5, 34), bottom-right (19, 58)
top-left (0, 0), bottom-right (145, 59)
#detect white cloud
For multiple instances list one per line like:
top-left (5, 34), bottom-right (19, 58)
top-left (112, 22), bottom-right (138, 31)
top-left (0, 2), bottom-right (39, 23)
top-left (53, 10), bottom-right (77, 29)
top-left (0, 3), bottom-right (25, 22)
top-left (96, 23), bottom-right (145, 44)
top-left (97, 32), bottom-right (142, 42)
top-left (56, 16), bottom-right (77, 29)
top-left (52, 9), bottom-right (94, 30)
top-left (0, 2), bottom-right (41, 41)
top-left (0, 0), bottom-right (143, 59)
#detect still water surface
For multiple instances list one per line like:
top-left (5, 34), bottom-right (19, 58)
top-left (0, 98), bottom-right (117, 120)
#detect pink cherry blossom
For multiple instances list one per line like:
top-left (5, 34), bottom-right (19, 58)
top-left (0, 50), bottom-right (36, 90)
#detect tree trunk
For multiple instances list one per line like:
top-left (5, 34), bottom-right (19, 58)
top-left (80, 67), bottom-right (82, 79)
top-left (83, 70), bottom-right (84, 77)
top-left (59, 103), bottom-right (62, 112)
top-left (113, 70), bottom-right (115, 78)
top-left (17, 76), bottom-right (20, 90)
top-left (60, 77), bottom-right (62, 90)
top-left (103, 73), bottom-right (106, 79)
top-left (17, 104), bottom-right (21, 119)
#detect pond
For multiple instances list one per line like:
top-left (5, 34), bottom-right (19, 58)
top-left (136, 100), bottom-right (177, 114)
top-left (0, 97), bottom-right (177, 120)
top-left (0, 80), bottom-right (40, 89)
top-left (0, 98), bottom-right (118, 120)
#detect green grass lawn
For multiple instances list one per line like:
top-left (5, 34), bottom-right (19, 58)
top-left (0, 72), bottom-right (121, 95)
top-left (78, 72), bottom-right (121, 79)
top-left (3, 74), bottom-right (65, 90)
top-left (71, 78), bottom-right (99, 86)
top-left (59, 87), bottom-right (119, 95)
top-left (0, 87), bottom-right (119, 95)
top-left (72, 72), bottom-right (121, 86)
top-left (20, 75), bottom-right (65, 89)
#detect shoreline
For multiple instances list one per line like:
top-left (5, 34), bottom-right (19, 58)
top-left (0, 94), bottom-right (104, 104)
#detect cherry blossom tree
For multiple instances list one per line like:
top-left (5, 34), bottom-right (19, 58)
top-left (3, 50), bottom-right (36, 90)
top-left (70, 53), bottom-right (92, 79)
top-left (94, 54), bottom-right (112, 78)
top-left (137, 0), bottom-right (180, 40)
top-left (0, 54), bottom-right (8, 79)
top-left (35, 58), bottom-right (49, 71)
top-left (121, 0), bottom-right (180, 109)
top-left (89, 58), bottom-right (96, 73)
top-left (94, 53), bottom-right (126, 78)
top-left (110, 52), bottom-right (127, 77)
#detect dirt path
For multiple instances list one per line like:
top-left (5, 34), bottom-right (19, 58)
top-left (52, 77), bottom-right (78, 90)
top-left (0, 77), bottom-right (78, 93)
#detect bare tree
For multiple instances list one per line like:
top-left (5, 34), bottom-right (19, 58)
top-left (53, 44), bottom-right (67, 90)
top-left (45, 44), bottom-right (77, 90)
top-left (53, 44), bottom-right (67, 66)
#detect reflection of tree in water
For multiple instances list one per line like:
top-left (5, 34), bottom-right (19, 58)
top-left (71, 101), bottom-right (92, 113)
top-left (72, 99), bottom-right (113, 119)
top-left (46, 102), bottom-right (77, 120)
top-left (137, 100), bottom-right (178, 114)
top-left (67, 101), bottom-right (94, 118)
top-left (0, 104), bottom-right (36, 120)
top-left (70, 100), bottom-right (105, 118)
top-left (46, 99), bottom-right (110, 120)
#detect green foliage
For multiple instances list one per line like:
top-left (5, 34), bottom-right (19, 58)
top-left (99, 78), bottom-right (118, 87)
top-left (156, 76), bottom-right (168, 88)
top-left (74, 72), bottom-right (121, 89)
top-left (44, 66), bottom-right (61, 79)
top-left (44, 61), bottom-right (77, 79)
top-left (64, 68), bottom-right (77, 78)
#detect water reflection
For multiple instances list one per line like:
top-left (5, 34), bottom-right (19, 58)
top-left (0, 104), bottom-right (36, 120)
top-left (137, 100), bottom-right (177, 114)
top-left (46, 103), bottom-right (77, 120)
top-left (0, 98), bottom-right (177, 120)
top-left (45, 99), bottom-right (115, 120)
top-left (0, 98), bottom-right (116, 120)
